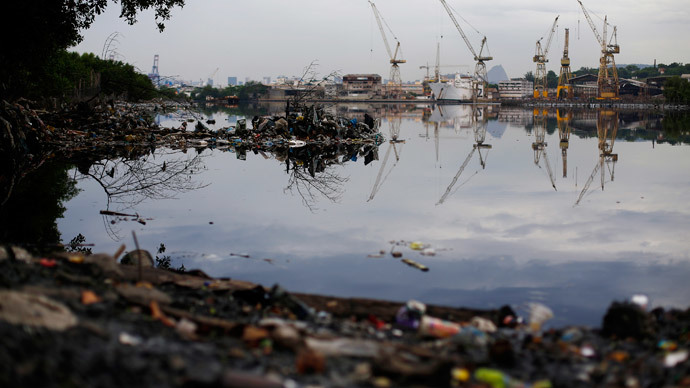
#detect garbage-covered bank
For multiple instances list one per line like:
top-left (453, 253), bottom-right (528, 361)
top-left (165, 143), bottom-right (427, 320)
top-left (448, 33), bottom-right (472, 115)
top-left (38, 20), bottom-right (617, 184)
top-left (1, 246), bottom-right (689, 388)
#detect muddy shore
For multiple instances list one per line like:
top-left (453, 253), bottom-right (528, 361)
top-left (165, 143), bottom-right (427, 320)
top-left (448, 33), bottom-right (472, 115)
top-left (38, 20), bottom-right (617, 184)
top-left (1, 246), bottom-right (689, 388)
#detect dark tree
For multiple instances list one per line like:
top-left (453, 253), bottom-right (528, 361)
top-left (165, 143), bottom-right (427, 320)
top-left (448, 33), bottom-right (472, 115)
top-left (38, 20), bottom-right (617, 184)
top-left (0, 0), bottom-right (185, 99)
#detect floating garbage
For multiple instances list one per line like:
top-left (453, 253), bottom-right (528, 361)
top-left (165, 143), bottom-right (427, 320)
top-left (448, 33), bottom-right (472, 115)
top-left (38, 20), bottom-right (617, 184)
top-left (401, 258), bottom-right (429, 272)
top-left (408, 241), bottom-right (426, 251)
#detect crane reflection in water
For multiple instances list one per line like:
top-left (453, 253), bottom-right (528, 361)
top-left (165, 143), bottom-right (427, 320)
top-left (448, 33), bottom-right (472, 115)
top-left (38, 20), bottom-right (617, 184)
top-left (532, 109), bottom-right (557, 191)
top-left (575, 109), bottom-right (619, 206)
top-left (436, 105), bottom-right (491, 205)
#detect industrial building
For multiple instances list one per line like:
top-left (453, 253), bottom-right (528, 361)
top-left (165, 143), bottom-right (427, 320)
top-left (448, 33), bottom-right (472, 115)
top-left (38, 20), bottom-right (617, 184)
top-left (498, 79), bottom-right (533, 99)
top-left (342, 74), bottom-right (382, 97)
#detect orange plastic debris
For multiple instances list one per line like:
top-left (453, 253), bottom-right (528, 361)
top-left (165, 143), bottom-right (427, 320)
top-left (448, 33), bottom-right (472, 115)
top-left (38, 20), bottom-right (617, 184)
top-left (39, 258), bottom-right (57, 268)
top-left (81, 290), bottom-right (102, 305)
top-left (149, 300), bottom-right (175, 327)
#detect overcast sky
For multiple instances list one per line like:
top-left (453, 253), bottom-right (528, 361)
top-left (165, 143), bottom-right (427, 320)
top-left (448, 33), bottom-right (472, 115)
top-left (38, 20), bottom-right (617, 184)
top-left (73, 0), bottom-right (690, 85)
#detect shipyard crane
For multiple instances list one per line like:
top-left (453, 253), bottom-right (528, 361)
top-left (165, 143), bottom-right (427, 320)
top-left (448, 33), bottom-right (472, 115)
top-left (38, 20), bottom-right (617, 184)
top-left (437, 0), bottom-right (492, 100)
top-left (420, 64), bottom-right (468, 82)
top-left (557, 28), bottom-right (574, 99)
top-left (369, 1), bottom-right (406, 97)
top-left (533, 16), bottom-right (559, 98)
top-left (420, 43), bottom-right (468, 83)
top-left (436, 108), bottom-right (491, 205)
top-left (577, 0), bottom-right (620, 99)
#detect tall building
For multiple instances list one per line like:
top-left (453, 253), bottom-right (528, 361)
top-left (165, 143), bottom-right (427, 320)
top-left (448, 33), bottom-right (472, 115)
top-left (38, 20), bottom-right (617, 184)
top-left (263, 76), bottom-right (271, 85)
top-left (227, 77), bottom-right (237, 86)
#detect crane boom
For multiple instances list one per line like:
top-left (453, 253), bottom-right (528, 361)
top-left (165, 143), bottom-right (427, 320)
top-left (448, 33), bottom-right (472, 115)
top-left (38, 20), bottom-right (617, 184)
top-left (369, 1), bottom-right (394, 60)
top-left (577, 0), bottom-right (603, 45)
top-left (542, 150), bottom-right (557, 191)
top-left (575, 161), bottom-right (600, 206)
top-left (368, 142), bottom-right (394, 201)
top-left (438, 0), bottom-right (478, 60)
top-left (437, 0), bottom-right (492, 98)
top-left (543, 16), bottom-right (559, 58)
top-left (436, 147), bottom-right (475, 205)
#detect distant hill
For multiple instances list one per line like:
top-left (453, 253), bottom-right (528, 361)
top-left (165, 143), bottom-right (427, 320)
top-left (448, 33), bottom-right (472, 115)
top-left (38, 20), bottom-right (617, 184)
top-left (488, 65), bottom-right (509, 84)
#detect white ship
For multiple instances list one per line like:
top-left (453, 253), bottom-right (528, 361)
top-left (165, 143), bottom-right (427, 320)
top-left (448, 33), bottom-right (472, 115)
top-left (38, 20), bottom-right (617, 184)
top-left (429, 74), bottom-right (484, 102)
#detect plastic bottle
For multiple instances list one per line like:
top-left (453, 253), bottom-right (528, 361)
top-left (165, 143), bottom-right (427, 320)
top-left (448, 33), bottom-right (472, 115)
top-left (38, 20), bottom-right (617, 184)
top-left (419, 315), bottom-right (461, 338)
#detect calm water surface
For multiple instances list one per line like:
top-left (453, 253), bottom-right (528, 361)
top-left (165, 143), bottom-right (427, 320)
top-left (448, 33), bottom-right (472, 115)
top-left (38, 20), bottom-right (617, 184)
top-left (56, 103), bottom-right (690, 327)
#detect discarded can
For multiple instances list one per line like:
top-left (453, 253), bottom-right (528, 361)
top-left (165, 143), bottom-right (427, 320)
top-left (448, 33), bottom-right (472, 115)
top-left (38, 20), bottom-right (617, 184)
top-left (419, 315), bottom-right (461, 338)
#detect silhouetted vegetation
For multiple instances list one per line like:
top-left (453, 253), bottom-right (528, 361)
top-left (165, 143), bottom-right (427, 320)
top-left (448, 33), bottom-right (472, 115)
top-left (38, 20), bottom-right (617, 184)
top-left (663, 77), bottom-right (690, 105)
top-left (1, 0), bottom-right (184, 101)
top-left (43, 51), bottom-right (158, 101)
top-left (191, 82), bottom-right (270, 101)
top-left (573, 63), bottom-right (690, 80)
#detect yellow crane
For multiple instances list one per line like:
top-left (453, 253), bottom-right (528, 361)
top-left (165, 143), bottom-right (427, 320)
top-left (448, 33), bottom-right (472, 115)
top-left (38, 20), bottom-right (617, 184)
top-left (577, 0), bottom-right (620, 99)
top-left (437, 0), bottom-right (492, 101)
top-left (533, 16), bottom-right (559, 98)
top-left (369, 1), bottom-right (406, 97)
top-left (557, 28), bottom-right (574, 99)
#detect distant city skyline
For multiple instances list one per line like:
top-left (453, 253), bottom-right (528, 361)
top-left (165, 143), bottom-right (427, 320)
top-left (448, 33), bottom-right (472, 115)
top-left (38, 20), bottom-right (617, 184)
top-left (73, 0), bottom-right (690, 86)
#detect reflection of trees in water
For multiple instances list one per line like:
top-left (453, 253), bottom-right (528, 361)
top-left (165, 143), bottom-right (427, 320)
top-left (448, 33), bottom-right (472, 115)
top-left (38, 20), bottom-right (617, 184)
top-left (75, 148), bottom-right (209, 240)
top-left (284, 166), bottom-right (348, 212)
top-left (0, 160), bottom-right (79, 254)
top-left (280, 144), bottom-right (378, 211)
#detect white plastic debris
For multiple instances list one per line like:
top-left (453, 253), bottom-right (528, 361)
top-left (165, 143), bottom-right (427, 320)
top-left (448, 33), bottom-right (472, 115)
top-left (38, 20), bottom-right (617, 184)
top-left (664, 350), bottom-right (688, 368)
top-left (175, 318), bottom-right (198, 339)
top-left (528, 302), bottom-right (554, 331)
top-left (631, 294), bottom-right (649, 310)
top-left (118, 332), bottom-right (143, 346)
top-left (580, 344), bottom-right (596, 358)
top-left (470, 316), bottom-right (497, 333)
